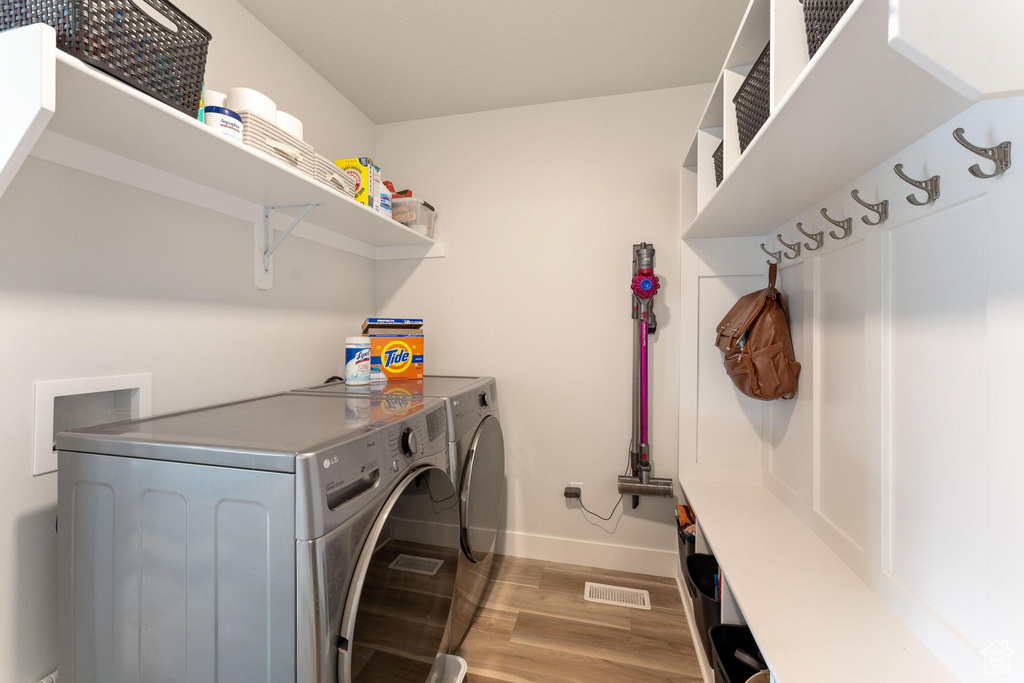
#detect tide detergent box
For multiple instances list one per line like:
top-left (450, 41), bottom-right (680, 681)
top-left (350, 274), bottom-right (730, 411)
top-left (335, 157), bottom-right (375, 207)
top-left (362, 318), bottom-right (424, 382)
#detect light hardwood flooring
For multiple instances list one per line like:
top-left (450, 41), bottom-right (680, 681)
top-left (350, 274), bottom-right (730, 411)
top-left (456, 554), bottom-right (702, 683)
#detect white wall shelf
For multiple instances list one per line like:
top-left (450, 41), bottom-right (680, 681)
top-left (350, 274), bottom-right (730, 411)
top-left (680, 477), bottom-right (960, 683)
top-left (681, 0), bottom-right (972, 240)
top-left (890, 0), bottom-right (1024, 101)
top-left (0, 24), bottom-right (443, 270)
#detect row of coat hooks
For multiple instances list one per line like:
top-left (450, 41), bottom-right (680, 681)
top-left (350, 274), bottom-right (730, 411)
top-left (761, 126), bottom-right (1012, 262)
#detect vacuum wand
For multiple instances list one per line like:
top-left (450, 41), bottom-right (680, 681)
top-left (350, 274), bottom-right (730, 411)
top-left (618, 243), bottom-right (674, 501)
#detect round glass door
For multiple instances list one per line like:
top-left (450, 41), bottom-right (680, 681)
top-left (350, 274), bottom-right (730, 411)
top-left (340, 466), bottom-right (460, 683)
top-left (460, 415), bottom-right (506, 563)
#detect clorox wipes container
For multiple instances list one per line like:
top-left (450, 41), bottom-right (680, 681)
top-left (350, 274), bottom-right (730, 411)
top-left (344, 336), bottom-right (372, 385)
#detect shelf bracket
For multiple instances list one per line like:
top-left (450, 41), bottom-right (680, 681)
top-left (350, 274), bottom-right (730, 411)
top-left (255, 202), bottom-right (323, 290)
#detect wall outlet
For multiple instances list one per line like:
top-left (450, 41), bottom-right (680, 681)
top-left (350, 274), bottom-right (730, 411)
top-left (566, 481), bottom-right (585, 508)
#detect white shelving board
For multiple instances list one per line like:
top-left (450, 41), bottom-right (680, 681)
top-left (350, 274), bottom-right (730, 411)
top-left (682, 0), bottom-right (972, 239)
top-left (0, 24), bottom-right (442, 263)
top-left (680, 477), bottom-right (960, 683)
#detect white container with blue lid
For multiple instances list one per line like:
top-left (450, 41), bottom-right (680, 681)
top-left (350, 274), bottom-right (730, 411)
top-left (204, 106), bottom-right (243, 141)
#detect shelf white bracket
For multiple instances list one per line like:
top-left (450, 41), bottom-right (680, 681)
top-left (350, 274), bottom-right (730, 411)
top-left (255, 202), bottom-right (323, 290)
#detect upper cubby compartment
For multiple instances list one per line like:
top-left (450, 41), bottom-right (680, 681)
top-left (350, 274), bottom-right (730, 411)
top-left (681, 0), bottom-right (973, 240)
top-left (0, 24), bottom-right (443, 270)
top-left (684, 0), bottom-right (769, 208)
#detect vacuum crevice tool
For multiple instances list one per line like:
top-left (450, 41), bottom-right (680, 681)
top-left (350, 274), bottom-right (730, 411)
top-left (618, 243), bottom-right (674, 500)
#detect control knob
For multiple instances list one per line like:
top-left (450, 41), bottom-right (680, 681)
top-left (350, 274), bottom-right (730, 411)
top-left (400, 428), bottom-right (419, 458)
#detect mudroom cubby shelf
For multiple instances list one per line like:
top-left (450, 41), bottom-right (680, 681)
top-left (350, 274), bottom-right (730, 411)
top-left (682, 0), bottom-right (972, 240)
top-left (679, 478), bottom-right (959, 683)
top-left (0, 24), bottom-right (443, 263)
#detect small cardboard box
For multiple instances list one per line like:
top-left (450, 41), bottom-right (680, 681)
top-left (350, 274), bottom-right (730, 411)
top-left (335, 157), bottom-right (375, 207)
top-left (362, 318), bottom-right (424, 382)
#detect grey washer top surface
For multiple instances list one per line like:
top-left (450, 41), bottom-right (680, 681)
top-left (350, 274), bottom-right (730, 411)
top-left (56, 392), bottom-right (436, 473)
top-left (298, 375), bottom-right (490, 399)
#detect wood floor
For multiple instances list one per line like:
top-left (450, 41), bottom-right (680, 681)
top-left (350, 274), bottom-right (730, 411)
top-left (455, 554), bottom-right (702, 683)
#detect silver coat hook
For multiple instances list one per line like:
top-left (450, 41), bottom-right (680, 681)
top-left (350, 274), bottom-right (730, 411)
top-left (894, 163), bottom-right (940, 206)
top-left (796, 222), bottom-right (823, 251)
top-left (851, 189), bottom-right (889, 226)
top-left (760, 243), bottom-right (782, 264)
top-left (776, 233), bottom-right (801, 259)
top-left (820, 208), bottom-right (853, 240)
top-left (952, 127), bottom-right (1011, 179)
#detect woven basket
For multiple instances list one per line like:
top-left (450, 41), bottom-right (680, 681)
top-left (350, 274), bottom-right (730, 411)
top-left (0, 0), bottom-right (210, 116)
top-left (314, 154), bottom-right (357, 197)
top-left (712, 142), bottom-right (724, 186)
top-left (733, 43), bottom-right (770, 154)
top-left (239, 111), bottom-right (315, 178)
top-left (802, 0), bottom-right (854, 58)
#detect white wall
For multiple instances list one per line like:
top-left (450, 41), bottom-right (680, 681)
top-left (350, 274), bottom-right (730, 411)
top-left (679, 98), bottom-right (1024, 682)
top-left (375, 85), bottom-right (712, 576)
top-left (173, 0), bottom-right (376, 156)
top-left (0, 1), bottom-right (378, 680)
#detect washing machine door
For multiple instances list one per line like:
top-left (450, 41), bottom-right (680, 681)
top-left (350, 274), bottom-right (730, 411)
top-left (460, 415), bottom-right (506, 563)
top-left (338, 466), bottom-right (460, 683)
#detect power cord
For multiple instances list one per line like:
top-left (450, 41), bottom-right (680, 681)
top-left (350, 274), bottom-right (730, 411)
top-left (574, 455), bottom-right (632, 521)
top-left (580, 495), bottom-right (623, 521)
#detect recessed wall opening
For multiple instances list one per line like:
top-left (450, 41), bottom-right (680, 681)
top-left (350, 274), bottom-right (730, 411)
top-left (33, 373), bottom-right (152, 475)
top-left (52, 388), bottom-right (135, 449)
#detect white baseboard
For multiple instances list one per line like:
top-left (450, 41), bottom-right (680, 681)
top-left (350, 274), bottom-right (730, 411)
top-left (495, 529), bottom-right (678, 577)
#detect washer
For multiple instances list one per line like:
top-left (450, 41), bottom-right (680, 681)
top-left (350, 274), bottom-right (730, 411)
top-left (295, 376), bottom-right (506, 649)
top-left (57, 391), bottom-right (459, 683)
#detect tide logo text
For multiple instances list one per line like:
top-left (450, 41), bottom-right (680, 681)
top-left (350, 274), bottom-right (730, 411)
top-left (380, 340), bottom-right (413, 373)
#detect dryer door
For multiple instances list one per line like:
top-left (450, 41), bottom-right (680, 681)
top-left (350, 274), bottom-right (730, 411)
top-left (337, 466), bottom-right (460, 683)
top-left (460, 415), bottom-right (506, 563)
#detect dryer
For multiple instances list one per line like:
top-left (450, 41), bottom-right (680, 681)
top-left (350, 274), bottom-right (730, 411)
top-left (57, 391), bottom-right (460, 683)
top-left (295, 376), bottom-right (506, 649)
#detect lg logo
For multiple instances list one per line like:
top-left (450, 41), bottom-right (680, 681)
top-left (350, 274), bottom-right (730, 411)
top-left (323, 456), bottom-right (339, 469)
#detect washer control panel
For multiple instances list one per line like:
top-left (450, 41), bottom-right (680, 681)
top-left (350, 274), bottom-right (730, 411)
top-left (380, 404), bottom-right (446, 465)
top-left (295, 398), bottom-right (450, 540)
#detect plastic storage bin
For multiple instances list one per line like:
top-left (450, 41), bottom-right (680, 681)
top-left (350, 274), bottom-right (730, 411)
top-left (392, 197), bottom-right (437, 238)
top-left (802, 0), bottom-right (855, 58)
top-left (677, 528), bottom-right (696, 582)
top-left (710, 624), bottom-right (767, 683)
top-left (713, 141), bottom-right (725, 186)
top-left (685, 553), bottom-right (721, 662)
top-left (733, 42), bottom-right (771, 154)
top-left (0, 0), bottom-right (211, 116)
top-left (679, 528), bottom-right (696, 557)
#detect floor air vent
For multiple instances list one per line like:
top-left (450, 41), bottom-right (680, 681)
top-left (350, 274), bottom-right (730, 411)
top-left (583, 582), bottom-right (652, 610)
top-left (389, 554), bottom-right (444, 576)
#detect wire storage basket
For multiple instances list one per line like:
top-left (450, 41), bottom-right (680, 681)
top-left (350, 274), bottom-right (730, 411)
top-left (801, 0), bottom-right (854, 58)
top-left (733, 42), bottom-right (770, 154)
top-left (0, 0), bottom-right (211, 116)
top-left (712, 141), bottom-right (724, 186)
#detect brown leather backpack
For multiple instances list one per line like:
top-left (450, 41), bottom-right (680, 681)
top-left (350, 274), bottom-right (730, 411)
top-left (715, 263), bottom-right (801, 400)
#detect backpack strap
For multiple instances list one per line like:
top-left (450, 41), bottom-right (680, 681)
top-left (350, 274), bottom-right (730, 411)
top-left (770, 267), bottom-right (798, 401)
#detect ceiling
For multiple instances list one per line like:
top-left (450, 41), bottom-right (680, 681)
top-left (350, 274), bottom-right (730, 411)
top-left (235, 0), bottom-right (749, 124)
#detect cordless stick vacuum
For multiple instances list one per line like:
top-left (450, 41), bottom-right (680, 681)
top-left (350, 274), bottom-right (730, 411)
top-left (618, 243), bottom-right (674, 506)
